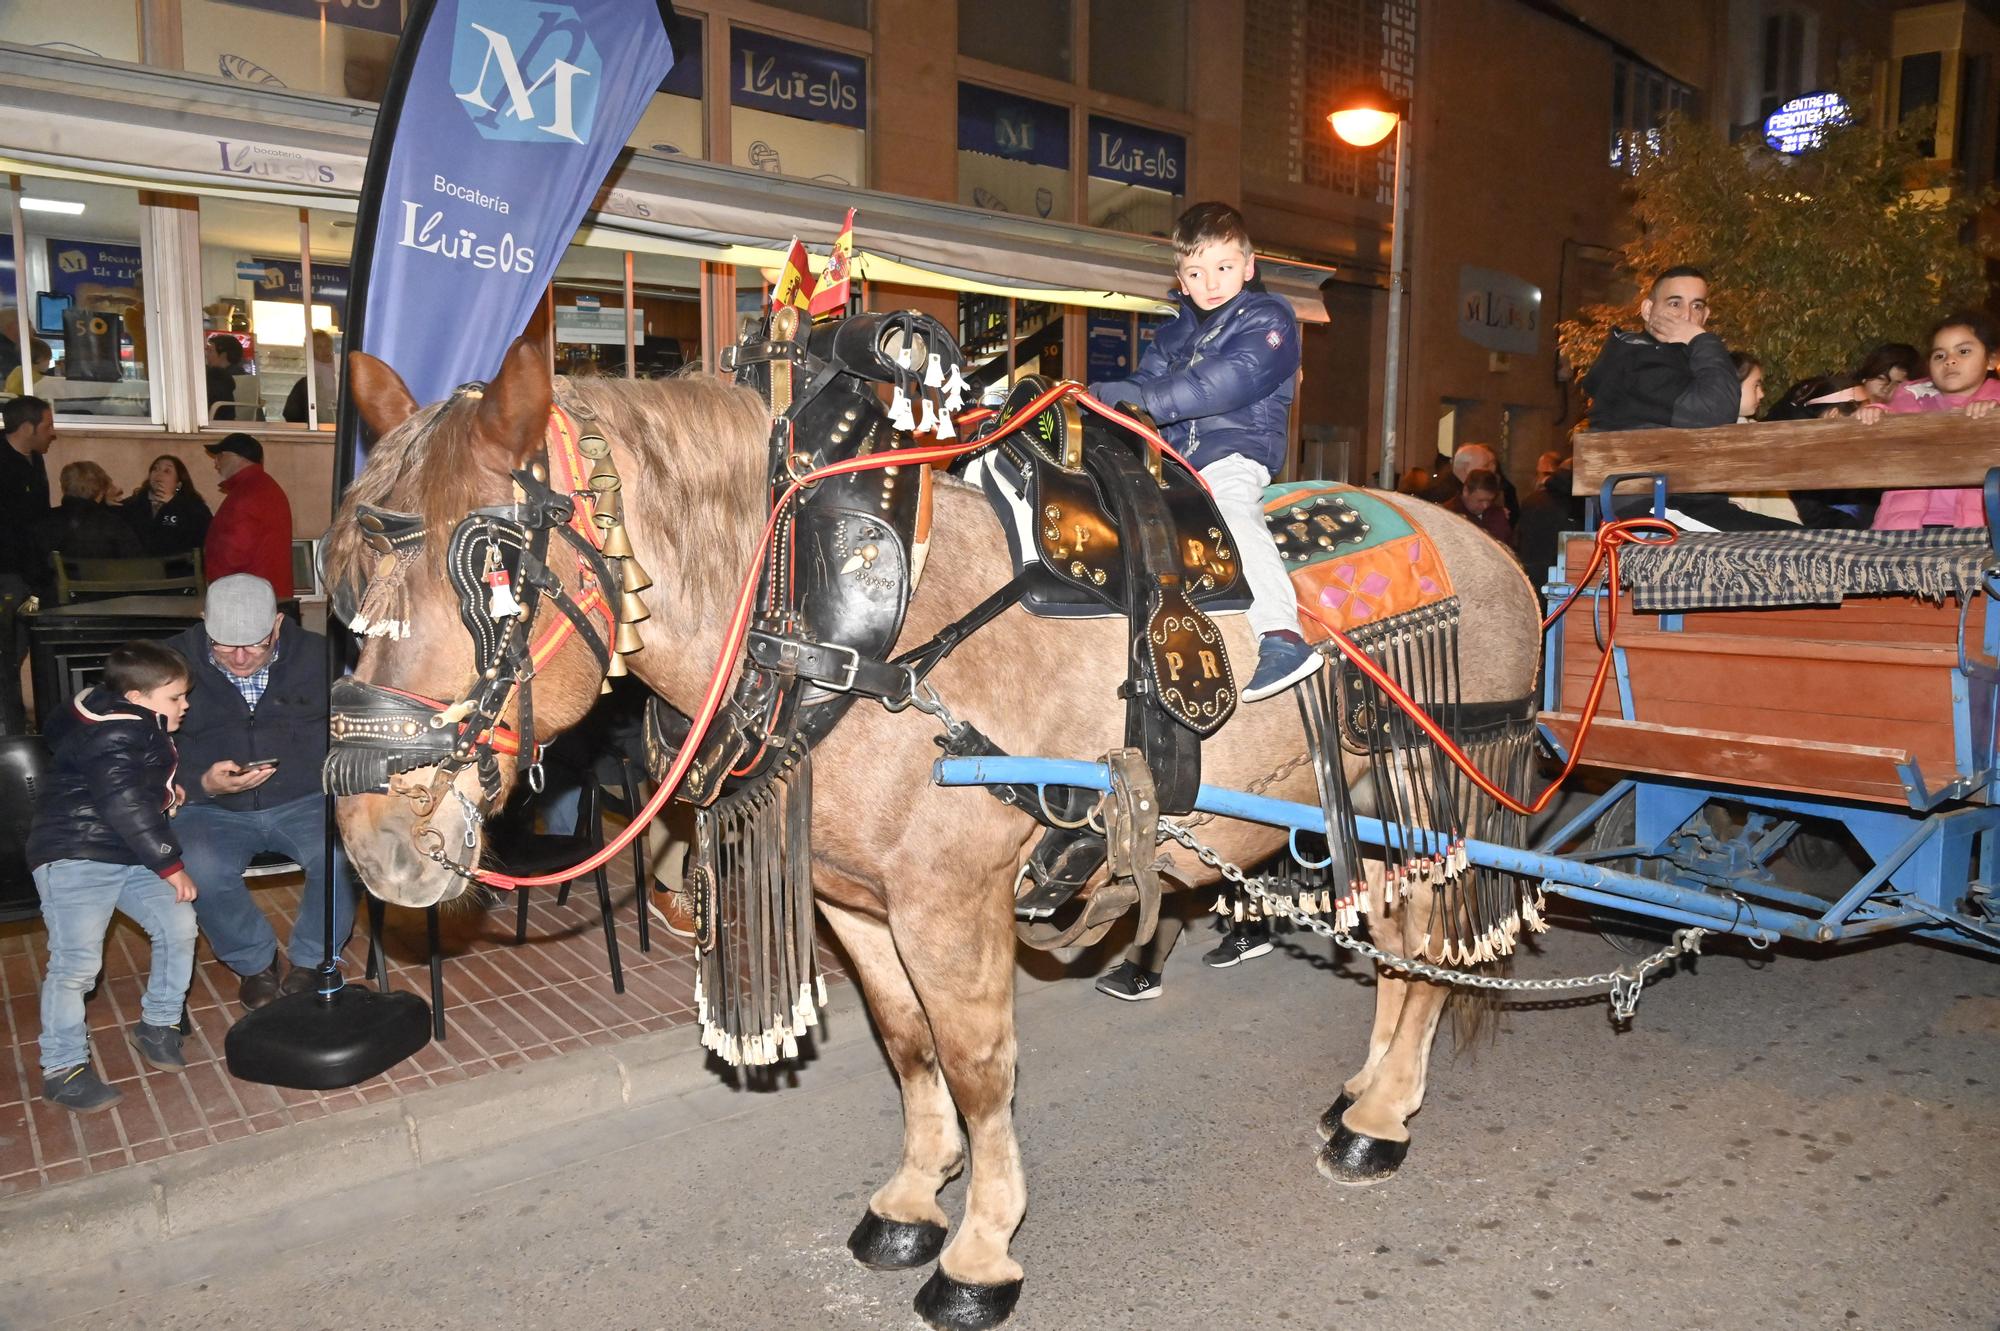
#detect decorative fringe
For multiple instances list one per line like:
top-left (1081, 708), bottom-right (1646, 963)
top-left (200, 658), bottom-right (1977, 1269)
top-left (691, 752), bottom-right (823, 1067)
top-left (348, 548), bottom-right (419, 639)
top-left (1295, 597), bottom-right (1541, 962)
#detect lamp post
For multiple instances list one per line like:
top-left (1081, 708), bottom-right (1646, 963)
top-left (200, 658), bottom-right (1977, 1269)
top-left (1330, 92), bottom-right (1408, 489)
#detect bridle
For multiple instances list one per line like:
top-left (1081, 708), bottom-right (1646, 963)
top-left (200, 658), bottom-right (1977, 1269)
top-left (323, 383), bottom-right (647, 877)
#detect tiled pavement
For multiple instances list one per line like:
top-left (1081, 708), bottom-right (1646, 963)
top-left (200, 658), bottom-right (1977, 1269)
top-left (0, 852), bottom-right (845, 1200)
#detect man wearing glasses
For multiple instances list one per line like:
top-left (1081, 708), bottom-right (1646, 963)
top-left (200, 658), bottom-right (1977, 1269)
top-left (167, 574), bottom-right (352, 1009)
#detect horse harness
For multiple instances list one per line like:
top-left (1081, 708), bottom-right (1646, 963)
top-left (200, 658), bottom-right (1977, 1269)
top-left (323, 385), bottom-right (649, 874)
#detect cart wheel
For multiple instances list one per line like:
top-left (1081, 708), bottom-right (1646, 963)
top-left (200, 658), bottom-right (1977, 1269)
top-left (1583, 791), bottom-right (1703, 956)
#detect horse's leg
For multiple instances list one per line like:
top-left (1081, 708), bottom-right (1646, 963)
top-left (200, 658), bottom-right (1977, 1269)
top-left (818, 899), bottom-right (963, 1271)
top-left (1317, 874), bottom-right (1451, 1186)
top-left (890, 887), bottom-right (1027, 1331)
top-left (1319, 861), bottom-right (1400, 1139)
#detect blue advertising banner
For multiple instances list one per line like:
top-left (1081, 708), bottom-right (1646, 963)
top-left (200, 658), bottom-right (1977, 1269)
top-left (340, 0), bottom-right (678, 472)
top-left (251, 258), bottom-right (353, 323)
top-left (44, 239), bottom-right (143, 307)
top-left (214, 0), bottom-right (403, 36)
top-left (1086, 312), bottom-right (1132, 386)
top-left (1087, 115), bottom-right (1186, 190)
top-left (958, 84), bottom-right (1068, 168)
top-left (729, 27), bottom-right (865, 129)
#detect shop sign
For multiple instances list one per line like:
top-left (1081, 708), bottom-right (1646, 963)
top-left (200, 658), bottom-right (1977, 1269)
top-left (1457, 265), bottom-right (1540, 356)
top-left (214, 0), bottom-right (402, 36)
top-left (556, 305), bottom-right (641, 345)
top-left (1086, 313), bottom-right (1132, 386)
top-left (730, 28), bottom-right (865, 130)
top-left (45, 239), bottom-right (143, 307)
top-left (1087, 116), bottom-right (1185, 190)
top-left (959, 84), bottom-right (1068, 168)
top-left (250, 258), bottom-right (353, 322)
top-left (1763, 91), bottom-right (1847, 155)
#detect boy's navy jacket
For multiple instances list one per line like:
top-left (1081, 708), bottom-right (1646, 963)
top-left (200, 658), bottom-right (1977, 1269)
top-left (1089, 283), bottom-right (1301, 474)
top-left (27, 687), bottom-right (184, 878)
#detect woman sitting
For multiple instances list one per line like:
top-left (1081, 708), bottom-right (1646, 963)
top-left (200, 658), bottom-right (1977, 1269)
top-left (120, 454), bottom-right (211, 556)
top-left (47, 462), bottom-right (144, 562)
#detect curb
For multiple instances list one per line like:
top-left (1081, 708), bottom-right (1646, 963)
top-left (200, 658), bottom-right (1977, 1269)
top-left (0, 983), bottom-right (871, 1284)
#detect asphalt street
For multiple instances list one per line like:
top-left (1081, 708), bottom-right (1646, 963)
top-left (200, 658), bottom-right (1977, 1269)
top-left (6, 911), bottom-right (1997, 1331)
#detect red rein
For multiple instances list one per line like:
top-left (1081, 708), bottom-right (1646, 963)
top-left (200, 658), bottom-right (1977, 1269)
top-left (471, 386), bottom-right (1668, 889)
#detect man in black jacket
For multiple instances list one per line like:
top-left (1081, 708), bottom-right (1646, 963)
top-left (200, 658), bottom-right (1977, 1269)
top-left (167, 574), bottom-right (354, 1008)
top-left (0, 395), bottom-right (55, 592)
top-left (1583, 266), bottom-right (1739, 432)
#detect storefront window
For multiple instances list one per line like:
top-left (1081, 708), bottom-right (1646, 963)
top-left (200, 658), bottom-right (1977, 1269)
top-left (1086, 115), bottom-right (1186, 237)
top-left (9, 179), bottom-right (152, 422)
top-left (958, 0), bottom-right (1070, 81)
top-left (196, 197), bottom-right (350, 427)
top-left (958, 84), bottom-right (1072, 221)
top-left (0, 0), bottom-right (142, 63)
top-left (955, 293), bottom-right (1064, 400)
top-left (629, 12), bottom-right (707, 159)
top-left (181, 0), bottom-right (403, 102)
top-left (631, 251), bottom-right (703, 377)
top-left (1089, 0), bottom-right (1186, 111)
top-left (728, 27), bottom-right (867, 187)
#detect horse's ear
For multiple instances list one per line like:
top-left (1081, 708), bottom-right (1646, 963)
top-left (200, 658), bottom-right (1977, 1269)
top-left (475, 323), bottom-right (553, 466)
top-left (347, 351), bottom-right (420, 442)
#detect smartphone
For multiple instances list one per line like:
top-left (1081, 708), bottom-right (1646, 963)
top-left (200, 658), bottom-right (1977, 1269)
top-left (240, 758), bottom-right (281, 772)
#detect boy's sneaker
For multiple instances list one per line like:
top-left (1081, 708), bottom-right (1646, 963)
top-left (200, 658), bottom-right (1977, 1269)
top-left (42, 1064), bottom-right (122, 1114)
top-left (1094, 960), bottom-right (1163, 1002)
top-left (1242, 631), bottom-right (1323, 702)
top-left (128, 1022), bottom-right (187, 1072)
top-left (1202, 919), bottom-right (1274, 968)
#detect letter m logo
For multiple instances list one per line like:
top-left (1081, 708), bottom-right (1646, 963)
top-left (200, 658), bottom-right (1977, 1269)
top-left (451, 1), bottom-right (601, 145)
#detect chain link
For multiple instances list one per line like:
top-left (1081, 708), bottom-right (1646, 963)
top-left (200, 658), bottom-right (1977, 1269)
top-left (1155, 819), bottom-right (1703, 1022)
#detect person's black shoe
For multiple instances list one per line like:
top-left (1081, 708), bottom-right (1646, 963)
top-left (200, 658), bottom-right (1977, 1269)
top-left (1202, 918), bottom-right (1274, 968)
top-left (42, 1063), bottom-right (122, 1113)
top-left (127, 1021), bottom-right (187, 1072)
top-left (1094, 960), bottom-right (1163, 1001)
top-left (238, 957), bottom-right (286, 1010)
top-left (279, 965), bottom-right (322, 998)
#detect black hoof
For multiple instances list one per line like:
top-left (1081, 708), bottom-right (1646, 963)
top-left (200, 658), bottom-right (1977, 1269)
top-left (913, 1269), bottom-right (1024, 1331)
top-left (1316, 1123), bottom-right (1409, 1186)
top-left (846, 1210), bottom-right (947, 1270)
top-left (1315, 1091), bottom-right (1355, 1144)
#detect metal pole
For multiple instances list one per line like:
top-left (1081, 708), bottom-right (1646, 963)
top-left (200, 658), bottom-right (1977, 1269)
top-left (1378, 120), bottom-right (1409, 489)
top-left (7, 176), bottom-right (32, 398)
top-left (623, 249), bottom-right (636, 380)
top-left (298, 208), bottom-right (317, 428)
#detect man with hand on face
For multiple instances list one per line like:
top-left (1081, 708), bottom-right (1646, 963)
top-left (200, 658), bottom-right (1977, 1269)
top-left (166, 574), bottom-right (354, 1009)
top-left (1583, 265), bottom-right (1741, 433)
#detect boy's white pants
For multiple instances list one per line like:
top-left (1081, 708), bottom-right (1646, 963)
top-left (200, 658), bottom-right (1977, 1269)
top-left (1198, 454), bottom-right (1299, 640)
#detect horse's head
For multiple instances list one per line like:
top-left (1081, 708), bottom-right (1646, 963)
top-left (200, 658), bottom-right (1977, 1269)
top-left (323, 324), bottom-right (616, 907)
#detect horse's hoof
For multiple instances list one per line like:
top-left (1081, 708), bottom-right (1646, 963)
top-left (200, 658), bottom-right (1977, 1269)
top-left (913, 1269), bottom-right (1024, 1331)
top-left (1316, 1124), bottom-right (1409, 1186)
top-left (1315, 1092), bottom-right (1355, 1143)
top-left (846, 1210), bottom-right (947, 1270)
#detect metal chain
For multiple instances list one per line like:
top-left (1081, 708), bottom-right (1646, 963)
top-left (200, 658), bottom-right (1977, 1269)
top-left (1180, 749), bottom-right (1315, 830)
top-left (1154, 819), bottom-right (1705, 1023)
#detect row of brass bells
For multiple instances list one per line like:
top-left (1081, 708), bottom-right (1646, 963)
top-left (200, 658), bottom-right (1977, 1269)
top-left (584, 440), bottom-right (653, 684)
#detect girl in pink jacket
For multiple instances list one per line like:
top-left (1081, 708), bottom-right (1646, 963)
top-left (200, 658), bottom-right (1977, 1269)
top-left (1856, 312), bottom-right (1995, 529)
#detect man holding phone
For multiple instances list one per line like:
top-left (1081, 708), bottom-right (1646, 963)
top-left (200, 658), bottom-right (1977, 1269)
top-left (168, 575), bottom-right (355, 1009)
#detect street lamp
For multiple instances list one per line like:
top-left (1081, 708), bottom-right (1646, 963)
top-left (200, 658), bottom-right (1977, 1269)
top-left (1330, 90), bottom-right (1408, 489)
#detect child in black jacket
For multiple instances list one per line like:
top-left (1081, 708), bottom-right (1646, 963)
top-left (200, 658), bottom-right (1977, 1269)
top-left (27, 640), bottom-right (199, 1114)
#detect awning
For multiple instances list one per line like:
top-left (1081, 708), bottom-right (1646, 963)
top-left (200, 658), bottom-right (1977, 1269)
top-left (0, 43), bottom-right (1333, 321)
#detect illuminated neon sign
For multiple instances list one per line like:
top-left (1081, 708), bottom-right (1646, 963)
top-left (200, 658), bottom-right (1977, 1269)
top-left (1764, 91), bottom-right (1848, 155)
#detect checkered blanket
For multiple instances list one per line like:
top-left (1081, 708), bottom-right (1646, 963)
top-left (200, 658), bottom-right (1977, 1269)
top-left (1618, 528), bottom-right (1995, 612)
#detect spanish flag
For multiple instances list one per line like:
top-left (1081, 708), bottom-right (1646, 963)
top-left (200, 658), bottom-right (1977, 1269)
top-left (772, 238), bottom-right (817, 310)
top-left (807, 208), bottom-right (855, 322)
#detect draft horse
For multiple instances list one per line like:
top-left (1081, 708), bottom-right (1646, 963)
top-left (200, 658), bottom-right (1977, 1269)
top-left (326, 325), bottom-right (1542, 1329)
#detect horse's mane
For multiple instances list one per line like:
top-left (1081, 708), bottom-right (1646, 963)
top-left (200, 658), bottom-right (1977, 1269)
top-left (325, 372), bottom-right (770, 616)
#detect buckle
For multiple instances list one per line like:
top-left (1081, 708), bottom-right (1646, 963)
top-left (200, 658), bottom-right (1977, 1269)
top-left (811, 641), bottom-right (861, 692)
top-left (746, 630), bottom-right (859, 691)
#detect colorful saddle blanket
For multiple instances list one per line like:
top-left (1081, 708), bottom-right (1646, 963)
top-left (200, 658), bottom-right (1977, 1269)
top-left (1264, 482), bottom-right (1455, 640)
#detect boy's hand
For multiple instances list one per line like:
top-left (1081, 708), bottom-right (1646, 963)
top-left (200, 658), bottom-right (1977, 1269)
top-left (165, 869), bottom-right (198, 903)
top-left (1963, 399), bottom-right (1999, 420)
top-left (1854, 403), bottom-right (1887, 425)
top-left (202, 760), bottom-right (277, 795)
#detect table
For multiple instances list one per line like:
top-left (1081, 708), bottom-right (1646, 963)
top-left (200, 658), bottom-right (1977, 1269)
top-left (33, 376), bottom-right (154, 418)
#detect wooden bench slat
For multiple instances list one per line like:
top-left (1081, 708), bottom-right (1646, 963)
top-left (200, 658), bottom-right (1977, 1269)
top-left (1537, 713), bottom-right (1916, 805)
top-left (1571, 416), bottom-right (2000, 493)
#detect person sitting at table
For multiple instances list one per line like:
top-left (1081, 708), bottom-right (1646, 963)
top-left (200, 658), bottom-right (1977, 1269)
top-left (167, 575), bottom-right (354, 1008)
top-left (204, 334), bottom-right (244, 423)
top-left (121, 454), bottom-right (211, 556)
top-left (3, 338), bottom-right (54, 397)
top-left (46, 461), bottom-right (144, 564)
top-left (203, 433), bottom-right (293, 596)
top-left (281, 331), bottom-right (338, 424)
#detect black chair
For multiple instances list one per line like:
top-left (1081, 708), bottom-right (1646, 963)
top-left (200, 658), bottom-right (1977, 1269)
top-left (591, 747), bottom-right (654, 956)
top-left (492, 776), bottom-right (625, 995)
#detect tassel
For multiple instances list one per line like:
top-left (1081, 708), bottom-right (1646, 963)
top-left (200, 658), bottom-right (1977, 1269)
top-left (888, 383), bottom-right (916, 432)
top-left (934, 404), bottom-right (955, 439)
top-left (915, 394), bottom-right (937, 436)
top-left (923, 352), bottom-right (944, 389)
top-left (485, 569), bottom-right (523, 620)
top-left (942, 362), bottom-right (968, 414)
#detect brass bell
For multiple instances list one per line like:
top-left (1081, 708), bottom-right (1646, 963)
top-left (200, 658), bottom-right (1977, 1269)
top-left (614, 620), bottom-right (646, 654)
top-left (620, 558), bottom-right (653, 594)
top-left (599, 520), bottom-right (636, 561)
top-left (577, 432), bottom-right (611, 459)
top-left (605, 652), bottom-right (628, 679)
top-left (618, 588), bottom-right (651, 625)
